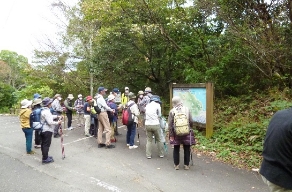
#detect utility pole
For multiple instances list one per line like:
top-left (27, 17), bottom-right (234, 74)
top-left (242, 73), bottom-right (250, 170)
top-left (89, 36), bottom-right (93, 96)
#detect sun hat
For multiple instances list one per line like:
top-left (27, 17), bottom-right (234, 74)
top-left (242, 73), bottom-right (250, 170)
top-left (112, 88), bottom-right (119, 93)
top-left (98, 87), bottom-right (108, 92)
top-left (42, 97), bottom-right (53, 107)
top-left (144, 87), bottom-right (152, 92)
top-left (86, 96), bottom-right (93, 101)
top-left (108, 94), bottom-right (115, 101)
top-left (21, 99), bottom-right (32, 109)
top-left (125, 87), bottom-right (129, 90)
top-left (33, 93), bottom-right (42, 99)
top-left (138, 90), bottom-right (144, 95)
top-left (78, 94), bottom-right (82, 98)
top-left (32, 98), bottom-right (42, 106)
top-left (150, 95), bottom-right (161, 104)
top-left (54, 94), bottom-right (62, 99)
top-left (67, 94), bottom-right (74, 99)
top-left (128, 92), bottom-right (136, 99)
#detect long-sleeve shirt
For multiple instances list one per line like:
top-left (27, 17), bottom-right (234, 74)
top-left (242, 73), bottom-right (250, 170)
top-left (145, 101), bottom-right (161, 125)
top-left (127, 100), bottom-right (140, 124)
top-left (41, 107), bottom-right (59, 133)
top-left (139, 93), bottom-right (152, 113)
top-left (19, 108), bottom-right (32, 128)
top-left (96, 94), bottom-right (112, 112)
top-left (51, 99), bottom-right (63, 113)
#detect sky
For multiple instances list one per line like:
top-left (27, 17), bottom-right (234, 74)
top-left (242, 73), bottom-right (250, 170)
top-left (0, 0), bottom-right (77, 63)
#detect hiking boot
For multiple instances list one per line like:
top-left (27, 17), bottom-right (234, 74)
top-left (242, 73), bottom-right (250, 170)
top-left (48, 156), bottom-right (54, 160)
top-left (129, 145), bottom-right (138, 149)
top-left (98, 143), bottom-right (106, 148)
top-left (105, 144), bottom-right (115, 149)
top-left (27, 151), bottom-right (36, 155)
top-left (184, 165), bottom-right (190, 170)
top-left (42, 157), bottom-right (54, 164)
top-left (174, 165), bottom-right (179, 170)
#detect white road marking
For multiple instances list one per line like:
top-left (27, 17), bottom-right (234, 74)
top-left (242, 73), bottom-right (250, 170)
top-left (63, 136), bottom-right (93, 146)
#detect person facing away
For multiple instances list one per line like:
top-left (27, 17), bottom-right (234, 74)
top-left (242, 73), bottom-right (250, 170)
top-left (107, 94), bottom-right (118, 143)
top-left (19, 99), bottom-right (34, 154)
top-left (121, 87), bottom-right (130, 108)
top-left (144, 95), bottom-right (164, 158)
top-left (84, 96), bottom-right (93, 137)
top-left (95, 87), bottom-right (115, 149)
top-left (139, 87), bottom-right (153, 130)
top-left (125, 92), bottom-right (140, 149)
top-left (64, 94), bottom-right (75, 130)
top-left (260, 108), bottom-right (292, 191)
top-left (168, 96), bottom-right (195, 170)
top-left (51, 94), bottom-right (63, 138)
top-left (31, 98), bottom-right (43, 149)
top-left (74, 94), bottom-right (85, 127)
top-left (40, 97), bottom-right (63, 164)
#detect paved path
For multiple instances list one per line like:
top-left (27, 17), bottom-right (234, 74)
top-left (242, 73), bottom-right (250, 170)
top-left (0, 115), bottom-right (269, 192)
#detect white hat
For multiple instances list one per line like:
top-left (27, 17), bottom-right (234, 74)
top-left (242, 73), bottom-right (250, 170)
top-left (67, 94), bottom-right (74, 99)
top-left (125, 87), bottom-right (129, 90)
top-left (78, 94), bottom-right (82, 98)
top-left (21, 99), bottom-right (32, 109)
top-left (108, 94), bottom-right (115, 101)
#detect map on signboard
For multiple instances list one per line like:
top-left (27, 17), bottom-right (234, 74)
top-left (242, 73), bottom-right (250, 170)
top-left (173, 88), bottom-right (206, 124)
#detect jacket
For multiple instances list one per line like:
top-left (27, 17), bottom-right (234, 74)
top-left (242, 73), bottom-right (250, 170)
top-left (127, 100), bottom-right (140, 124)
top-left (64, 99), bottom-right (74, 113)
top-left (168, 105), bottom-right (195, 145)
top-left (19, 108), bottom-right (32, 128)
top-left (74, 99), bottom-right (84, 113)
top-left (41, 107), bottom-right (59, 133)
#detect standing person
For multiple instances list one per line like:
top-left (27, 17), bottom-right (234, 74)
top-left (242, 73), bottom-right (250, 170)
top-left (64, 94), bottom-right (75, 130)
top-left (40, 97), bottom-right (63, 164)
top-left (31, 98), bottom-right (42, 149)
top-left (145, 95), bottom-right (164, 158)
top-left (139, 87), bottom-right (153, 130)
top-left (95, 87), bottom-right (115, 149)
top-left (137, 90), bottom-right (144, 128)
top-left (125, 92), bottom-right (140, 149)
top-left (84, 96), bottom-right (92, 137)
top-left (89, 98), bottom-right (98, 137)
top-left (107, 94), bottom-right (118, 143)
top-left (51, 94), bottom-right (63, 138)
top-left (110, 88), bottom-right (122, 135)
top-left (33, 93), bottom-right (42, 100)
top-left (74, 94), bottom-right (84, 127)
top-left (260, 108), bottom-right (292, 191)
top-left (121, 87), bottom-right (130, 108)
top-left (168, 96), bottom-right (195, 170)
top-left (19, 99), bottom-right (34, 154)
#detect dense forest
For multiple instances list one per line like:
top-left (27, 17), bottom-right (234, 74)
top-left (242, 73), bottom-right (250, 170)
top-left (1, 0), bottom-right (292, 169)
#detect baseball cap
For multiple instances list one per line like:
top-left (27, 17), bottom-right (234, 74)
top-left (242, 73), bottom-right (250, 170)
top-left (98, 87), bottom-right (108, 92)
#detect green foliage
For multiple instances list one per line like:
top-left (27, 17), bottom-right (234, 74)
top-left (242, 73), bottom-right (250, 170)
top-left (0, 82), bottom-right (16, 112)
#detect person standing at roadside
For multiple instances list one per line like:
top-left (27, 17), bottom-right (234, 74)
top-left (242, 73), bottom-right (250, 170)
top-left (74, 94), bottom-right (84, 127)
top-left (107, 94), bottom-right (118, 143)
top-left (260, 108), bottom-right (292, 191)
top-left (51, 94), bottom-right (64, 138)
top-left (126, 92), bottom-right (140, 149)
top-left (121, 87), bottom-right (130, 108)
top-left (31, 98), bottom-right (43, 149)
top-left (95, 87), bottom-right (115, 149)
top-left (19, 99), bottom-right (34, 154)
top-left (168, 96), bottom-right (195, 170)
top-left (64, 94), bottom-right (75, 130)
top-left (137, 90), bottom-right (144, 128)
top-left (84, 96), bottom-right (92, 137)
top-left (40, 97), bottom-right (63, 164)
top-left (145, 95), bottom-right (164, 158)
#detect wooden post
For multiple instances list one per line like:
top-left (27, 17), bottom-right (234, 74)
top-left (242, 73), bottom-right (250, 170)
top-left (206, 82), bottom-right (214, 138)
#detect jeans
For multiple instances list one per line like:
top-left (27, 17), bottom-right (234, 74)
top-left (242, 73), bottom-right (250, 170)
top-left (41, 131), bottom-right (53, 160)
top-left (173, 145), bottom-right (190, 166)
top-left (22, 128), bottom-right (33, 152)
top-left (145, 124), bottom-right (164, 157)
top-left (66, 112), bottom-right (72, 128)
top-left (126, 123), bottom-right (137, 146)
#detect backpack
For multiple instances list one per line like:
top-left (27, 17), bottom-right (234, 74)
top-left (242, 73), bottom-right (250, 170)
top-left (173, 107), bottom-right (190, 136)
top-left (30, 108), bottom-right (44, 130)
top-left (122, 103), bottom-right (135, 126)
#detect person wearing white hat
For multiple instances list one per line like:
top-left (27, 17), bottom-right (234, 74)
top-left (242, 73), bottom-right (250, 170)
top-left (107, 94), bottom-right (118, 142)
top-left (19, 99), bottom-right (34, 154)
top-left (51, 94), bottom-right (64, 138)
top-left (64, 94), bottom-right (75, 130)
top-left (121, 87), bottom-right (130, 108)
top-left (74, 94), bottom-right (85, 127)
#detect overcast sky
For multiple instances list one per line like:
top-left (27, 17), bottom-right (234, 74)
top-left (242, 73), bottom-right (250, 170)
top-left (0, 0), bottom-right (77, 63)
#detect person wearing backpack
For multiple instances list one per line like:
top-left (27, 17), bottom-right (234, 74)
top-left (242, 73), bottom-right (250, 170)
top-left (74, 94), bottom-right (85, 127)
top-left (64, 94), bottom-right (75, 130)
top-left (19, 99), bottom-right (34, 154)
top-left (40, 97), bottom-right (63, 164)
top-left (145, 95), bottom-right (164, 158)
top-left (107, 94), bottom-right (118, 143)
top-left (168, 96), bottom-right (195, 170)
top-left (51, 94), bottom-right (64, 138)
top-left (124, 92), bottom-right (140, 149)
top-left (31, 98), bottom-right (43, 149)
top-left (139, 87), bottom-right (153, 130)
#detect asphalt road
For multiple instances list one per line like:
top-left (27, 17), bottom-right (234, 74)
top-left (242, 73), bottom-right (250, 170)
top-left (0, 114), bottom-right (269, 192)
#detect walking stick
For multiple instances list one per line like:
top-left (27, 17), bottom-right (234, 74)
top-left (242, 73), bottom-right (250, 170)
top-left (59, 118), bottom-right (65, 160)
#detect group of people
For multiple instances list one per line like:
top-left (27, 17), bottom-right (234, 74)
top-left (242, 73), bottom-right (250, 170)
top-left (19, 86), bottom-right (196, 170)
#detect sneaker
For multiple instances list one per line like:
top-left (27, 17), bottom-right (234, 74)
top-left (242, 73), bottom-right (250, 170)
top-left (85, 134), bottom-right (90, 137)
top-left (48, 156), bottom-right (54, 161)
top-left (126, 144), bottom-right (130, 146)
top-left (147, 156), bottom-right (152, 159)
top-left (98, 143), bottom-right (106, 148)
top-left (184, 165), bottom-right (190, 170)
top-left (159, 155), bottom-right (164, 158)
top-left (67, 127), bottom-right (74, 130)
top-left (42, 157), bottom-right (54, 164)
top-left (105, 144), bottom-right (115, 149)
top-left (174, 165), bottom-right (179, 170)
top-left (27, 151), bottom-right (36, 154)
top-left (34, 145), bottom-right (41, 149)
top-left (129, 145), bottom-right (138, 149)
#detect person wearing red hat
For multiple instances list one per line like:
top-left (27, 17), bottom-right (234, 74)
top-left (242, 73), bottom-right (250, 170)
top-left (84, 96), bottom-right (93, 137)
